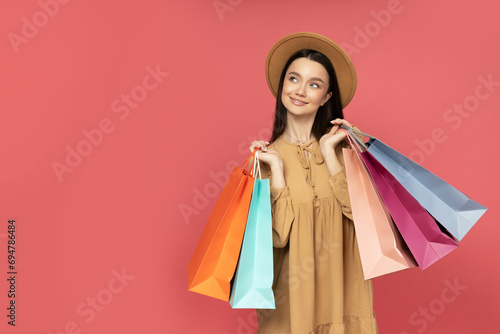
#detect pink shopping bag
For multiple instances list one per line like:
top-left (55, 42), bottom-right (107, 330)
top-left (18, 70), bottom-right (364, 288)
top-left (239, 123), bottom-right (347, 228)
top-left (359, 149), bottom-right (458, 269)
top-left (343, 134), bottom-right (417, 279)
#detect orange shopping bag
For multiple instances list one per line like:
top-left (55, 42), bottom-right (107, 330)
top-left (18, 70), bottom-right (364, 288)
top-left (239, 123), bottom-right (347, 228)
top-left (188, 149), bottom-right (257, 301)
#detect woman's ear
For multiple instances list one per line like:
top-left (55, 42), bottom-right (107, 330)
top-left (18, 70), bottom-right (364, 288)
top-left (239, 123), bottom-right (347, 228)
top-left (321, 91), bottom-right (333, 106)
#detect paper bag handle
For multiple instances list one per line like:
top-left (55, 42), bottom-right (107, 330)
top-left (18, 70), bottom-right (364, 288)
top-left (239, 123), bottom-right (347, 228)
top-left (341, 128), bottom-right (364, 154)
top-left (239, 148), bottom-right (259, 172)
top-left (251, 151), bottom-right (262, 180)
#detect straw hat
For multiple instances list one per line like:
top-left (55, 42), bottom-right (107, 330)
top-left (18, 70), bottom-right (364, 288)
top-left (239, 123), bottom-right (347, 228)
top-left (265, 32), bottom-right (357, 108)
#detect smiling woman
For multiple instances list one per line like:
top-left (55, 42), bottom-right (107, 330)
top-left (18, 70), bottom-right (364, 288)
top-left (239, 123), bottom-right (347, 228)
top-left (249, 32), bottom-right (378, 334)
top-left (281, 57), bottom-right (333, 122)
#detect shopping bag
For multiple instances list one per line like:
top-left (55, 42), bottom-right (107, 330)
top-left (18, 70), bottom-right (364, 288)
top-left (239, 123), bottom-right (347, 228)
top-left (229, 152), bottom-right (275, 309)
top-left (343, 126), bottom-right (487, 241)
top-left (343, 134), bottom-right (417, 280)
top-left (358, 148), bottom-right (459, 269)
top-left (188, 149), bottom-right (257, 301)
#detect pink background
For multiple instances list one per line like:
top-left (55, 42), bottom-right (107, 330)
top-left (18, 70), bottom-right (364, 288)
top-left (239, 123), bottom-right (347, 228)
top-left (1, 0), bottom-right (499, 333)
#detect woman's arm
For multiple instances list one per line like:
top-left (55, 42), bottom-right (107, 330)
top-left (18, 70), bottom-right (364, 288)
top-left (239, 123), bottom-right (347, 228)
top-left (262, 164), bottom-right (295, 248)
top-left (320, 119), bottom-right (355, 220)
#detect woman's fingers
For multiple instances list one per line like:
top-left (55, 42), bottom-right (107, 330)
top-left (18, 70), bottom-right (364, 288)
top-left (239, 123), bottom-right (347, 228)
top-left (329, 124), bottom-right (340, 134)
top-left (248, 146), bottom-right (281, 169)
top-left (320, 120), bottom-right (349, 153)
top-left (249, 140), bottom-right (269, 152)
top-left (257, 148), bottom-right (282, 167)
top-left (330, 118), bottom-right (352, 128)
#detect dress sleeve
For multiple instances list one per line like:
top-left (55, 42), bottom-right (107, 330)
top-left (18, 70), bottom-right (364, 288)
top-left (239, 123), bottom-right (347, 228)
top-left (328, 167), bottom-right (353, 221)
top-left (260, 163), bottom-right (295, 248)
top-left (327, 141), bottom-right (354, 220)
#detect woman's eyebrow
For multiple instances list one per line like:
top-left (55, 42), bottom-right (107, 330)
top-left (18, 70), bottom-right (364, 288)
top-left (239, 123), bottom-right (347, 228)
top-left (288, 71), bottom-right (325, 83)
top-left (310, 77), bottom-right (325, 83)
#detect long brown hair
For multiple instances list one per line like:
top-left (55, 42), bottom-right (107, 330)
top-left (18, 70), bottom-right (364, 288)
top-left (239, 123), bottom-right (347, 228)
top-left (269, 49), bottom-right (344, 143)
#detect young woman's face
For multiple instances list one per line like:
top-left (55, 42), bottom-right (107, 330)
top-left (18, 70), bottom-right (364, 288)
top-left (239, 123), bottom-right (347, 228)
top-left (281, 57), bottom-right (332, 118)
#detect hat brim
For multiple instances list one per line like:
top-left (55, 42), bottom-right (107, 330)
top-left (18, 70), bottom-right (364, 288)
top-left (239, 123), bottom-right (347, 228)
top-left (265, 32), bottom-right (357, 109)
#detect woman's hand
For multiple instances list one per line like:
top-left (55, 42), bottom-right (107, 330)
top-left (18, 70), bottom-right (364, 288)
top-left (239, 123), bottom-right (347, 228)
top-left (319, 119), bottom-right (352, 176)
top-left (250, 140), bottom-right (285, 188)
top-left (319, 118), bottom-right (352, 157)
top-left (249, 140), bottom-right (283, 170)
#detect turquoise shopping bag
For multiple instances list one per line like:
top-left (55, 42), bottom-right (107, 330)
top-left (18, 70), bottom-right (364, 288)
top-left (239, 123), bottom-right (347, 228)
top-left (229, 152), bottom-right (275, 309)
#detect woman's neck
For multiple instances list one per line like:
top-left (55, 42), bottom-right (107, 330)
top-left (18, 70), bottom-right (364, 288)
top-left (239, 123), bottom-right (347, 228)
top-left (284, 113), bottom-right (316, 144)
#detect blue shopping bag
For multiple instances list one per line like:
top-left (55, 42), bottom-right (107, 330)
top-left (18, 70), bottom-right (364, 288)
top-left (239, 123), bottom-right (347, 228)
top-left (343, 126), bottom-right (487, 241)
top-left (229, 152), bottom-right (275, 309)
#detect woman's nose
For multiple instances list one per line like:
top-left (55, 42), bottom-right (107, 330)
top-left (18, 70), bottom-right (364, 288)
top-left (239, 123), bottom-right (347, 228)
top-left (295, 83), bottom-right (306, 97)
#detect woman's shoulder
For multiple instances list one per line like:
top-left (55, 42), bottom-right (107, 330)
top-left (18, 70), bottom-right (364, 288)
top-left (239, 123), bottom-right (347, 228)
top-left (268, 135), bottom-right (285, 149)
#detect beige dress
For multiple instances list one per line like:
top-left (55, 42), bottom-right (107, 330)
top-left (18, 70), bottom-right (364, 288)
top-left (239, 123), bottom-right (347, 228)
top-left (256, 135), bottom-right (378, 334)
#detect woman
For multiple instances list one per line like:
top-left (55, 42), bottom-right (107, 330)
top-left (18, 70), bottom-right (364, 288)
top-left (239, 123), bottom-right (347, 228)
top-left (250, 32), bottom-right (378, 333)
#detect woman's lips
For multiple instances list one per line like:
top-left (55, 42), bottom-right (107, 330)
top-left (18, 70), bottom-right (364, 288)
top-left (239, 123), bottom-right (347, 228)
top-left (290, 97), bottom-right (307, 106)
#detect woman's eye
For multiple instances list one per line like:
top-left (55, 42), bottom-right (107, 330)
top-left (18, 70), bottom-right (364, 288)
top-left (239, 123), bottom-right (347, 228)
top-left (311, 83), bottom-right (320, 88)
top-left (289, 76), bottom-right (297, 82)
